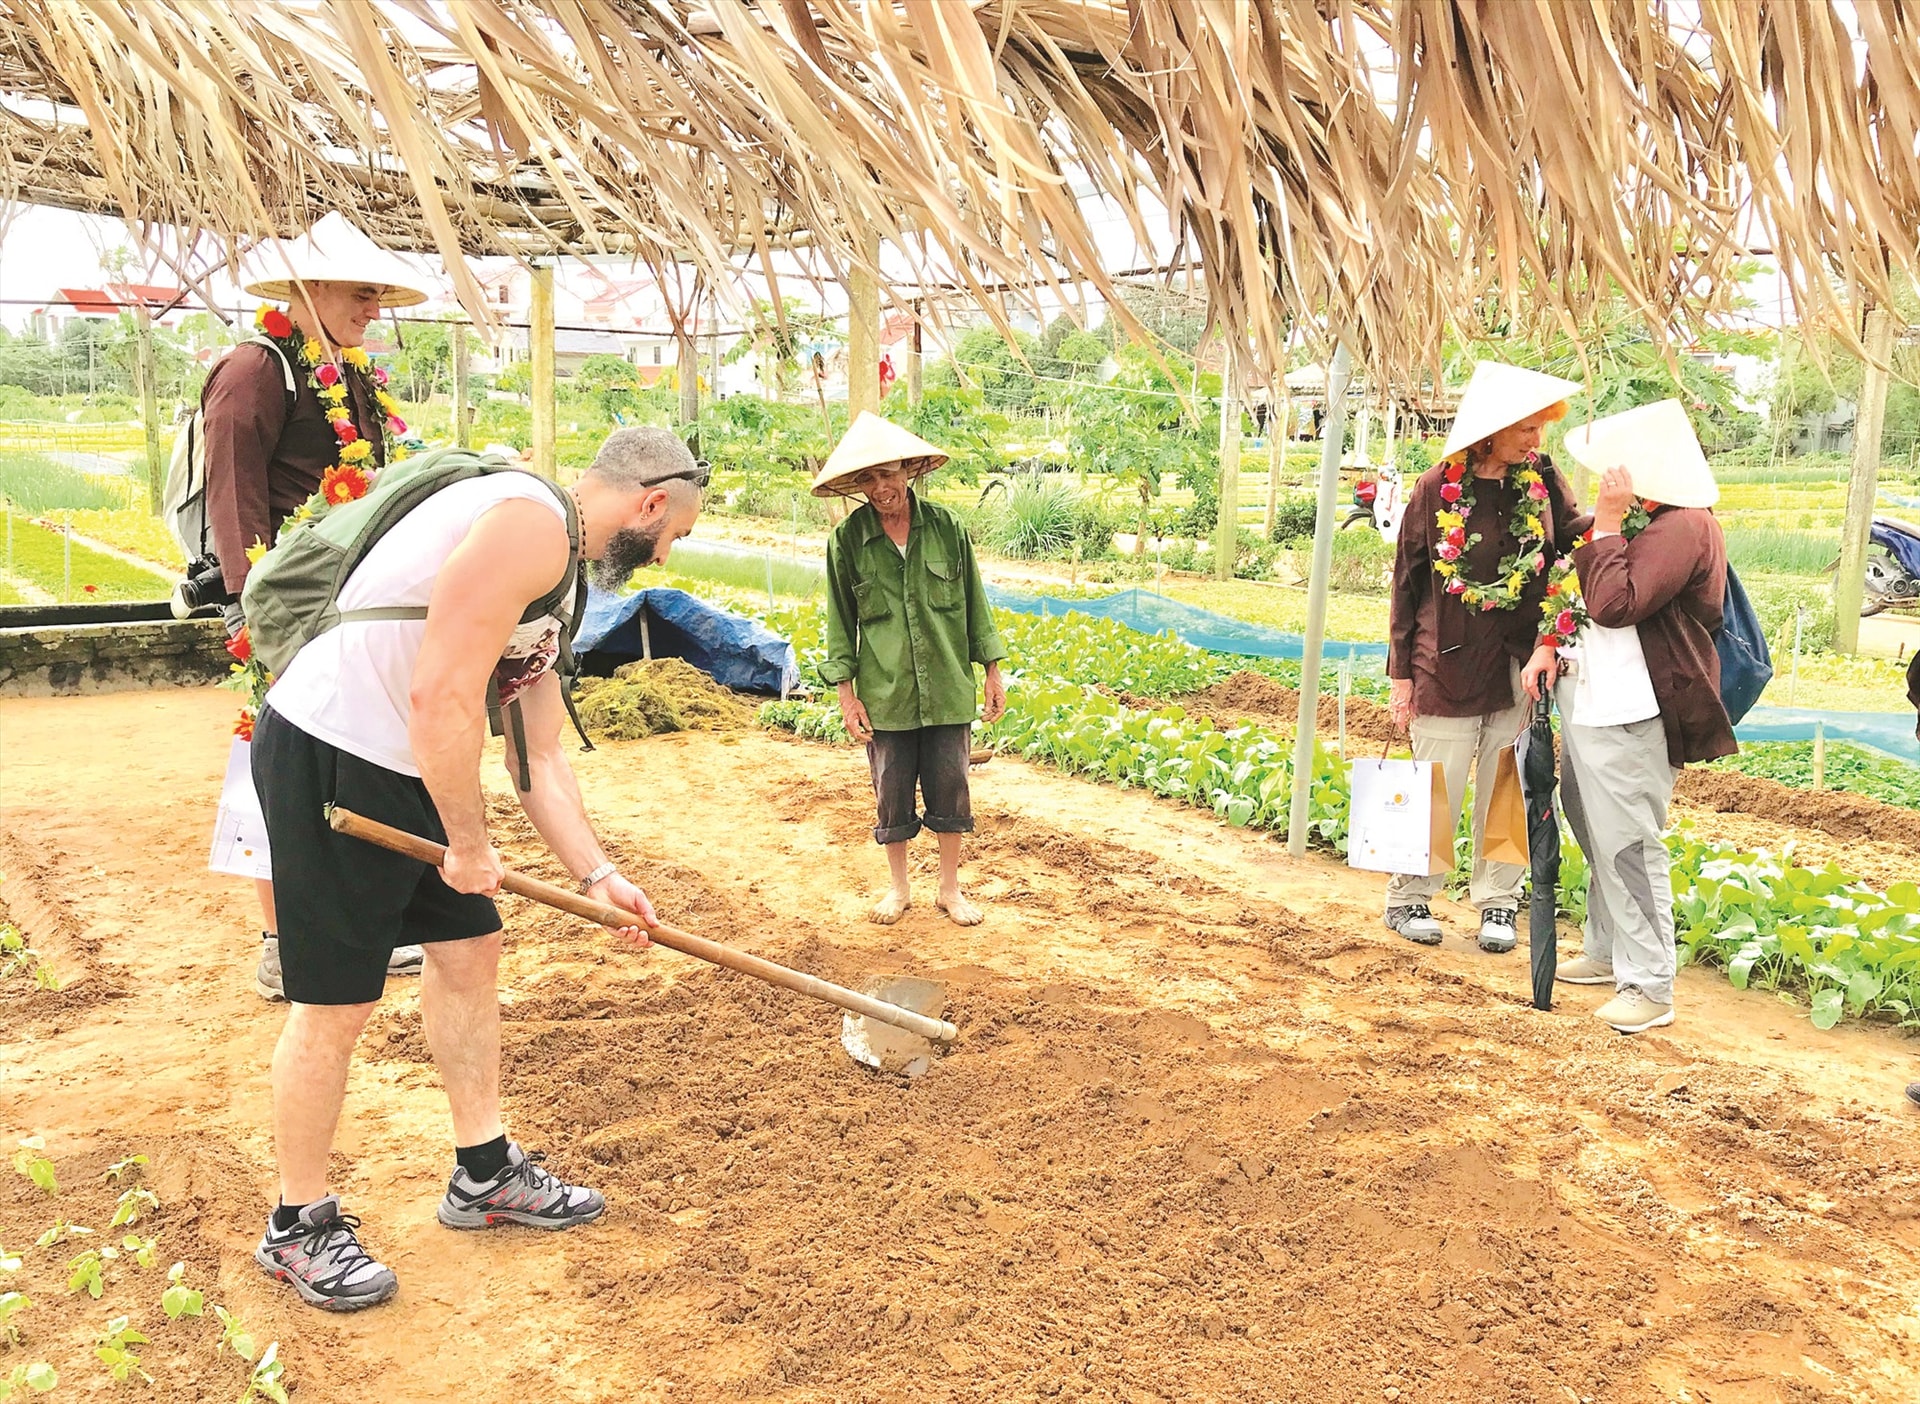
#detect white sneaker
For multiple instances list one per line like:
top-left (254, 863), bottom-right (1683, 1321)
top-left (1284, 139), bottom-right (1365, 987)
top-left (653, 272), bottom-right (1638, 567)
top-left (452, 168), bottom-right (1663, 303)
top-left (1477, 908), bottom-right (1518, 953)
top-left (387, 945), bottom-right (425, 977)
top-left (1594, 988), bottom-right (1674, 1034)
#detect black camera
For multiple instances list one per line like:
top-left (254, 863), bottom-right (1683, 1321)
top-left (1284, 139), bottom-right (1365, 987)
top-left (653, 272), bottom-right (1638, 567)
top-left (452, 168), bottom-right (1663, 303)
top-left (170, 553), bottom-right (236, 619)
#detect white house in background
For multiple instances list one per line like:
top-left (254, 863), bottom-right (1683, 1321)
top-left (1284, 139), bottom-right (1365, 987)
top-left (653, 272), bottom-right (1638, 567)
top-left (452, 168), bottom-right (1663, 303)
top-left (36, 284), bottom-right (188, 338)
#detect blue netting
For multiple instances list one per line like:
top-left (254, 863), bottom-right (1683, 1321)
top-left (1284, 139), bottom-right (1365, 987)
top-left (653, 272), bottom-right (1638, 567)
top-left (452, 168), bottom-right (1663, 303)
top-left (1735, 708), bottom-right (1918, 763)
top-left (985, 586), bottom-right (1388, 661)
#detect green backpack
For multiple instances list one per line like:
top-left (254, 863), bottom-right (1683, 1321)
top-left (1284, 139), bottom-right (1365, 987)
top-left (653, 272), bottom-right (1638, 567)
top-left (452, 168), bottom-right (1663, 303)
top-left (241, 444), bottom-right (591, 789)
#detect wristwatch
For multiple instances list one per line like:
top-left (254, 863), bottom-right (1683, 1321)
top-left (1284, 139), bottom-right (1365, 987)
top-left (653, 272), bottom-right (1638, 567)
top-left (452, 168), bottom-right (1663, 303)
top-left (578, 861), bottom-right (618, 893)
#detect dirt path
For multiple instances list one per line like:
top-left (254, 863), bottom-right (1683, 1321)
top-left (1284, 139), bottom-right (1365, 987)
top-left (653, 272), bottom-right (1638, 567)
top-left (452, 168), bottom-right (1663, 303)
top-left (4, 687), bottom-right (1920, 1403)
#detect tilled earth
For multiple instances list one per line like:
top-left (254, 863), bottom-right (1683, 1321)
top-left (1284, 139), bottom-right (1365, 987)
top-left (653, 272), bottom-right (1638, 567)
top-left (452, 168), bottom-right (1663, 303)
top-left (2, 688), bottom-right (1919, 1403)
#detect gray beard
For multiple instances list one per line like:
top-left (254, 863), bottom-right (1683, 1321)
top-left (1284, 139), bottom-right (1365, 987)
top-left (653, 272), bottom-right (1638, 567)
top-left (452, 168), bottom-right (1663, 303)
top-left (591, 524), bottom-right (661, 591)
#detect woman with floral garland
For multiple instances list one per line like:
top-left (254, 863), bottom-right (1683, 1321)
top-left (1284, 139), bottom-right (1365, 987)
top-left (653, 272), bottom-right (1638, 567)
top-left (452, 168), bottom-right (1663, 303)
top-left (1384, 361), bottom-right (1585, 953)
top-left (1526, 399), bottom-right (1734, 1034)
top-left (203, 211), bottom-right (430, 1002)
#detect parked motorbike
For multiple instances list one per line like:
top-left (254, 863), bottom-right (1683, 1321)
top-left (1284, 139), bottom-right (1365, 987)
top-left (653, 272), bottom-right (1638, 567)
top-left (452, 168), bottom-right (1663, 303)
top-left (1861, 515), bottom-right (1920, 616)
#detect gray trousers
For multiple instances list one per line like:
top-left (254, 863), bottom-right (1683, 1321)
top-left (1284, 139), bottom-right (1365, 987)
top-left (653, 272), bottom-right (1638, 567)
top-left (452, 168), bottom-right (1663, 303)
top-left (1384, 661), bottom-right (1529, 913)
top-left (1555, 676), bottom-right (1679, 1004)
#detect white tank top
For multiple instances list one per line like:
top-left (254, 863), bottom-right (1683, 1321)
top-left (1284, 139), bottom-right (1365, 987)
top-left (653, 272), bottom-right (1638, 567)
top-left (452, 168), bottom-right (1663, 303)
top-left (267, 475), bottom-right (573, 776)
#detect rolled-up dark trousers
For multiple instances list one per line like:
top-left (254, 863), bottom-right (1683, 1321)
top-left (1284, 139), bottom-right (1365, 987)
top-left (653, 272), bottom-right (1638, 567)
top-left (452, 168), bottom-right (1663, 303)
top-left (867, 724), bottom-right (973, 845)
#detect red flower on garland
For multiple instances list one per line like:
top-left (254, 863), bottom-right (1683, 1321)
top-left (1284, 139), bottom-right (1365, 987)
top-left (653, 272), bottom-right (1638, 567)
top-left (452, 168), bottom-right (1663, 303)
top-left (320, 464), bottom-right (371, 504)
top-left (225, 627), bottom-right (252, 664)
top-left (1554, 609), bottom-right (1576, 637)
top-left (315, 362), bottom-right (341, 388)
top-left (261, 308), bottom-right (293, 339)
top-left (1443, 463), bottom-right (1466, 483)
top-left (1446, 526), bottom-right (1466, 547)
top-left (234, 710), bottom-right (255, 742)
top-left (1438, 482), bottom-right (1462, 503)
top-left (334, 421), bottom-right (360, 444)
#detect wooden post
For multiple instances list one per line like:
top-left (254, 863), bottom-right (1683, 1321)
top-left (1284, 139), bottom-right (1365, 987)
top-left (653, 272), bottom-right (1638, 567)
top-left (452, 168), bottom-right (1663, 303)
top-left (530, 264), bottom-right (556, 479)
top-left (847, 230), bottom-right (881, 421)
top-left (136, 306), bottom-right (163, 515)
top-left (907, 307), bottom-right (924, 406)
top-left (450, 323), bottom-right (471, 449)
top-left (1835, 305), bottom-right (1897, 653)
top-left (1287, 341), bottom-right (1354, 857)
top-left (678, 320), bottom-right (700, 428)
top-left (1211, 345), bottom-right (1241, 580)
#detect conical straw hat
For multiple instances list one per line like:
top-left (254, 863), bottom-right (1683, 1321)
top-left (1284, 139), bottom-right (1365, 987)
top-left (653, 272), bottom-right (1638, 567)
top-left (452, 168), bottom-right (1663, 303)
top-left (1560, 398), bottom-right (1719, 509)
top-left (242, 212), bottom-right (431, 308)
top-left (811, 412), bottom-right (949, 497)
top-left (1441, 361), bottom-right (1583, 460)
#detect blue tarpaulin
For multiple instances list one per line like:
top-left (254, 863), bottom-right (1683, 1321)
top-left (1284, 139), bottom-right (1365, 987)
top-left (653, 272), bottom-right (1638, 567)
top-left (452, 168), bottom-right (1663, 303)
top-left (985, 586), bottom-right (1389, 662)
top-left (575, 587), bottom-right (800, 695)
top-left (1735, 708), bottom-right (1919, 763)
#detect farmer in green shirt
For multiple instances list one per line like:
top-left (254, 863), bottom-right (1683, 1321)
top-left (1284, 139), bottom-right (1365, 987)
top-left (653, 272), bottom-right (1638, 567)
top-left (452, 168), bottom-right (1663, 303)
top-left (816, 413), bottom-right (1008, 926)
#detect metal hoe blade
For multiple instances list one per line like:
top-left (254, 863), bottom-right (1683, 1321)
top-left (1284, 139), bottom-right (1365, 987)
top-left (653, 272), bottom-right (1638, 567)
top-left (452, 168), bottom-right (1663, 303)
top-left (842, 975), bottom-right (948, 1078)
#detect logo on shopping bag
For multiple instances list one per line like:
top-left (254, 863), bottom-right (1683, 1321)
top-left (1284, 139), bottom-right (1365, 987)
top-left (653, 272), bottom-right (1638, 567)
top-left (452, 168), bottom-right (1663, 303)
top-left (1385, 791), bottom-right (1409, 809)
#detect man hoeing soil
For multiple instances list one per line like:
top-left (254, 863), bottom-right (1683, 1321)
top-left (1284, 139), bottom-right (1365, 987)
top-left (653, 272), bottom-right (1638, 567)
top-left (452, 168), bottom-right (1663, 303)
top-left (248, 427), bottom-right (703, 1309)
top-left (819, 414), bottom-right (1008, 926)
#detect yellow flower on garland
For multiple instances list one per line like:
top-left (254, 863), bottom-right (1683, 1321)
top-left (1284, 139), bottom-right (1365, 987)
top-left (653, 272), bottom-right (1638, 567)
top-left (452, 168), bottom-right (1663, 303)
top-left (1506, 572), bottom-right (1526, 591)
top-left (375, 390), bottom-right (400, 417)
top-left (303, 338), bottom-right (324, 364)
top-left (1434, 561), bottom-right (1456, 577)
top-left (245, 537), bottom-right (269, 565)
top-left (1436, 511), bottom-right (1463, 531)
top-left (342, 347), bottom-right (370, 370)
top-left (339, 439), bottom-right (374, 465)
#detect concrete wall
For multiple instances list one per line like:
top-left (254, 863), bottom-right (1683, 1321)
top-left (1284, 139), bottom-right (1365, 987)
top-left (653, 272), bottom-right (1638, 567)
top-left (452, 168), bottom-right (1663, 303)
top-left (0, 618), bottom-right (230, 697)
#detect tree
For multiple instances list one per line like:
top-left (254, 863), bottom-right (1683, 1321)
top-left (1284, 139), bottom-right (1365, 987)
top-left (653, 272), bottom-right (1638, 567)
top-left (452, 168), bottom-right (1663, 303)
top-left (389, 320), bottom-right (452, 402)
top-left (575, 353), bottom-right (641, 420)
top-left (928, 326), bottom-right (1044, 411)
top-left (495, 360), bottom-right (532, 403)
top-left (1063, 345), bottom-right (1213, 553)
top-left (725, 297), bottom-right (837, 400)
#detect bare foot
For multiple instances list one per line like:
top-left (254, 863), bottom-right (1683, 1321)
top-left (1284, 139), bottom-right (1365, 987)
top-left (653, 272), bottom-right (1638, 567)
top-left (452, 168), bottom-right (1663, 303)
top-left (869, 890), bottom-right (912, 925)
top-left (935, 892), bottom-right (983, 926)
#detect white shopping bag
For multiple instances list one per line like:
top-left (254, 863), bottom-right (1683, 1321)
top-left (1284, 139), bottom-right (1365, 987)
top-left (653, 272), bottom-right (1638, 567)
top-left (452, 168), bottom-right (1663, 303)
top-left (1347, 757), bottom-right (1452, 876)
top-left (208, 737), bottom-right (273, 881)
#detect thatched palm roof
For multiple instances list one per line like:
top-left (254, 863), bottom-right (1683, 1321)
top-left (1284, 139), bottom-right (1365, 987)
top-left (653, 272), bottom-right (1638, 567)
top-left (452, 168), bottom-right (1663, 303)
top-left (0, 1), bottom-right (1915, 376)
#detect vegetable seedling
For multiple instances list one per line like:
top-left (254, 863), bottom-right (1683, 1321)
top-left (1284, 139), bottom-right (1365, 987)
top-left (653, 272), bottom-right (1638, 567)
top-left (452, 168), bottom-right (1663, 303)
top-left (160, 1262), bottom-right (202, 1320)
top-left (121, 1236), bottom-right (156, 1270)
top-left (214, 1305), bottom-right (255, 1361)
top-left (242, 1342), bottom-right (289, 1404)
top-left (109, 1187), bottom-right (158, 1228)
top-left (93, 1315), bottom-right (151, 1385)
top-left (65, 1250), bottom-right (104, 1299)
top-left (34, 1220), bottom-right (90, 1249)
top-left (11, 1140), bottom-right (54, 1197)
top-left (101, 1155), bottom-right (147, 1183)
top-left (0, 1363), bottom-right (57, 1398)
top-left (0, 1291), bottom-right (28, 1345)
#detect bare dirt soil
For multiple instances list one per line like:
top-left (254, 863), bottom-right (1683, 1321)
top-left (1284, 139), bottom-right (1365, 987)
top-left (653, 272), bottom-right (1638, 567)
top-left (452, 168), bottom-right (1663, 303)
top-left (5, 686), bottom-right (1920, 1403)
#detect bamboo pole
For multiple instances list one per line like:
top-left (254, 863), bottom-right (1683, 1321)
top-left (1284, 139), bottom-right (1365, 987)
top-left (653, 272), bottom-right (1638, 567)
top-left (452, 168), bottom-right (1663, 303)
top-left (1287, 342), bottom-right (1354, 857)
top-left (907, 307), bottom-right (924, 406)
top-left (1263, 397), bottom-right (1282, 540)
top-left (450, 323), bottom-right (471, 449)
top-left (1835, 306), bottom-right (1896, 653)
top-left (1212, 343), bottom-right (1241, 580)
top-left (135, 306), bottom-right (163, 515)
top-left (530, 263), bottom-right (556, 479)
top-left (847, 229), bottom-right (880, 419)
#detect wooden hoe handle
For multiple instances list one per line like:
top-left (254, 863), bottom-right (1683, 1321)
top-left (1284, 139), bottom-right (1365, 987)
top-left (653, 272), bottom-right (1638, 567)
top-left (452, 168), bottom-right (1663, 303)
top-left (326, 806), bottom-right (958, 1045)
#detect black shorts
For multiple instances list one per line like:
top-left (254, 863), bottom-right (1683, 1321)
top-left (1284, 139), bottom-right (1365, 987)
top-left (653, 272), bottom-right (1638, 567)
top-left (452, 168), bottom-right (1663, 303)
top-left (867, 724), bottom-right (973, 845)
top-left (252, 706), bottom-right (501, 1005)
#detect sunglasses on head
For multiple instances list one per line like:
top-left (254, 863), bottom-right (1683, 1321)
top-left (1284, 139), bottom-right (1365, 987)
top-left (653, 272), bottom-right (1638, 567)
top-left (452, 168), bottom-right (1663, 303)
top-left (653, 460), bottom-right (711, 490)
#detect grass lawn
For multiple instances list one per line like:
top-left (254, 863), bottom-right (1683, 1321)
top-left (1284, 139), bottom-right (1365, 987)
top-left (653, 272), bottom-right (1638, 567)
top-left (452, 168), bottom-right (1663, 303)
top-left (0, 509), bottom-right (172, 602)
top-left (0, 576), bottom-right (26, 606)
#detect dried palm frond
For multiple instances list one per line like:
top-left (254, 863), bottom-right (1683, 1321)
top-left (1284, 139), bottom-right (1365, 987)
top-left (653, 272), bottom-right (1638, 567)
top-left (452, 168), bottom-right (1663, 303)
top-left (0, 1), bottom-right (1911, 379)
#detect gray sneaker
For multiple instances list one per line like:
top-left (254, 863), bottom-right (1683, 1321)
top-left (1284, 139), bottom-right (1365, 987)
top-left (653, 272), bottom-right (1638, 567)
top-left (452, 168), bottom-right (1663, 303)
top-left (254, 1196), bottom-right (397, 1311)
top-left (436, 1143), bottom-right (606, 1231)
top-left (387, 945), bottom-right (425, 977)
top-left (1384, 904), bottom-right (1443, 946)
top-left (255, 935), bottom-right (285, 1002)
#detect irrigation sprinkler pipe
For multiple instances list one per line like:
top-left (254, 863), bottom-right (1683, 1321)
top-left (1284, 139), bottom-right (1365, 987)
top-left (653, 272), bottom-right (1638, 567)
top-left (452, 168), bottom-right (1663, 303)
top-left (1287, 342), bottom-right (1354, 857)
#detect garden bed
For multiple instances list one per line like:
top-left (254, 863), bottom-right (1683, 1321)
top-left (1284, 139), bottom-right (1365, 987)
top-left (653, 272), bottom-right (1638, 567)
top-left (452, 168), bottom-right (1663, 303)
top-left (2, 689), bottom-right (1919, 1402)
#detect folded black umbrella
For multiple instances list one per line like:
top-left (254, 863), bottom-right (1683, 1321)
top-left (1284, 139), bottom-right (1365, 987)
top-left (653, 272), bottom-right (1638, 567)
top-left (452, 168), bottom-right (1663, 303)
top-left (1517, 689), bottom-right (1561, 1011)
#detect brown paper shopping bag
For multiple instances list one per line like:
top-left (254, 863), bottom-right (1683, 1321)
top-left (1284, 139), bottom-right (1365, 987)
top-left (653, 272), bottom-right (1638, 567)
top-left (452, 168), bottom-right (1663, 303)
top-left (1423, 760), bottom-right (1452, 875)
top-left (1480, 746), bottom-right (1529, 866)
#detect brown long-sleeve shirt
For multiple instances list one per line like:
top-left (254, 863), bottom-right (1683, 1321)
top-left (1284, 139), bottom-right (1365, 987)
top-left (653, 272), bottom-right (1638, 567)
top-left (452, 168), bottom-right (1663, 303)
top-left (201, 341), bottom-right (386, 594)
top-left (1574, 506), bottom-right (1736, 767)
top-left (1388, 454), bottom-right (1584, 717)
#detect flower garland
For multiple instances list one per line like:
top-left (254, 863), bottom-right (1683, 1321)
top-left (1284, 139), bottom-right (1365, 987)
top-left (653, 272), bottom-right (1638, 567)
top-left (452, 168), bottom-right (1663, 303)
top-left (1431, 453), bottom-right (1551, 612)
top-left (228, 306), bottom-right (409, 739)
top-left (1539, 501), bottom-right (1655, 646)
